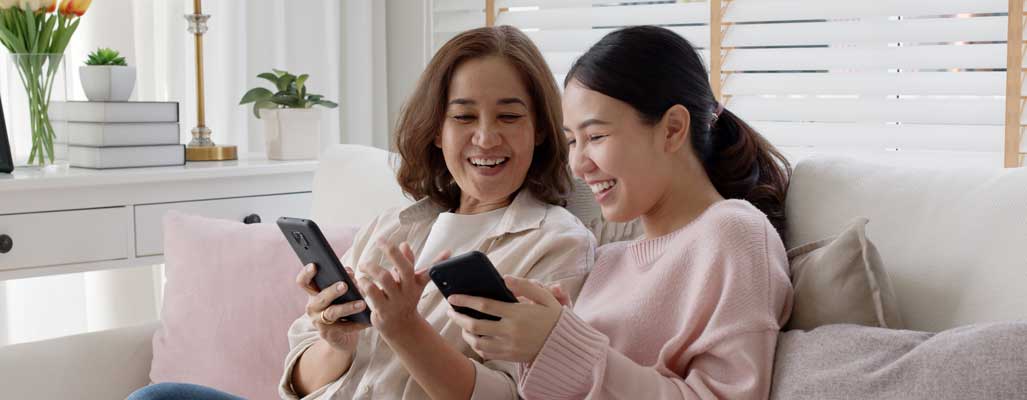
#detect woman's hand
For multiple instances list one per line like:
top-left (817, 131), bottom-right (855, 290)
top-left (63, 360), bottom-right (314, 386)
top-left (357, 241), bottom-right (450, 336)
top-left (296, 263), bottom-right (369, 353)
top-left (446, 276), bottom-right (565, 363)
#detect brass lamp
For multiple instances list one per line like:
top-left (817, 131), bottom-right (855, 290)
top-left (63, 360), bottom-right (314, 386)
top-left (184, 0), bottom-right (236, 161)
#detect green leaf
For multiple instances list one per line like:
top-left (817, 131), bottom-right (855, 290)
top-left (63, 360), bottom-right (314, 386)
top-left (257, 72), bottom-right (278, 86)
top-left (0, 26), bottom-right (27, 54)
top-left (23, 8), bottom-right (37, 52)
top-left (239, 87), bottom-right (273, 104)
top-left (275, 75), bottom-right (295, 93)
top-left (270, 94), bottom-right (301, 107)
top-left (295, 73), bottom-right (308, 93)
top-left (315, 100), bottom-right (338, 109)
top-left (307, 94), bottom-right (324, 102)
top-left (253, 100), bottom-right (275, 119)
top-left (272, 68), bottom-right (287, 77)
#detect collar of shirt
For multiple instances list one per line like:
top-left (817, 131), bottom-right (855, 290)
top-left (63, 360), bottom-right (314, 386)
top-left (397, 189), bottom-right (548, 241)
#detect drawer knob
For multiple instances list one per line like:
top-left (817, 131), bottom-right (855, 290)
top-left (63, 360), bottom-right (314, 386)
top-left (243, 213), bottom-right (262, 224)
top-left (0, 234), bottom-right (11, 254)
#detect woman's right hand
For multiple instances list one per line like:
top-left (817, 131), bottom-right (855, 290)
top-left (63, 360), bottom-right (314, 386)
top-left (296, 263), bottom-right (370, 353)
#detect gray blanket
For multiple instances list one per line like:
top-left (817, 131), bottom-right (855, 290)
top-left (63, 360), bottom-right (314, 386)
top-left (771, 322), bottom-right (1027, 400)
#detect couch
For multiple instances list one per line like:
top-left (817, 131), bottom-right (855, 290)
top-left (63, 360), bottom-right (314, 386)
top-left (2, 144), bottom-right (1025, 399)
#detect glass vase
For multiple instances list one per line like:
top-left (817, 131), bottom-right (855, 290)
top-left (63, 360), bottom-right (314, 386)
top-left (4, 53), bottom-right (69, 171)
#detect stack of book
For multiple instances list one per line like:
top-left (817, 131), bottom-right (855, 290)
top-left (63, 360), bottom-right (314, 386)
top-left (50, 101), bottom-right (184, 169)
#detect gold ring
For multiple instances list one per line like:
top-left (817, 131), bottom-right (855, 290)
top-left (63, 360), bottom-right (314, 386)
top-left (320, 309), bottom-right (335, 325)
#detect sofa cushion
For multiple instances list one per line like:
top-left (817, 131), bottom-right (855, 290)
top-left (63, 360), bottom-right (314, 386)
top-left (771, 322), bottom-right (1027, 399)
top-left (150, 211), bottom-right (358, 400)
top-left (785, 217), bottom-right (903, 330)
top-left (785, 156), bottom-right (1027, 331)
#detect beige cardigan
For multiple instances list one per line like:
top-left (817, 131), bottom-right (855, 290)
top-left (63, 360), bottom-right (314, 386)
top-left (279, 190), bottom-right (596, 400)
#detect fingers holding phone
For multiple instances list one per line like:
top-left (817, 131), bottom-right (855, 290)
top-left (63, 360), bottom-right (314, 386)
top-left (297, 263), bottom-right (369, 352)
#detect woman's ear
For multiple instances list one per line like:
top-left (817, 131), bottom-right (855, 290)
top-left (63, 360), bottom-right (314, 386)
top-left (434, 134), bottom-right (442, 148)
top-left (662, 104), bottom-right (691, 153)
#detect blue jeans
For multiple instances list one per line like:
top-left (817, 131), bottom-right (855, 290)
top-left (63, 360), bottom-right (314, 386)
top-left (126, 382), bottom-right (246, 400)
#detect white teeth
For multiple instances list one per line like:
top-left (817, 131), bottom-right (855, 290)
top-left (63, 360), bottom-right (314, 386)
top-left (469, 157), bottom-right (508, 167)
top-left (589, 180), bottom-right (616, 194)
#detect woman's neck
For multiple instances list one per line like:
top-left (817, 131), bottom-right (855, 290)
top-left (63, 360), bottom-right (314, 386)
top-left (640, 161), bottom-right (724, 238)
top-left (455, 193), bottom-right (513, 215)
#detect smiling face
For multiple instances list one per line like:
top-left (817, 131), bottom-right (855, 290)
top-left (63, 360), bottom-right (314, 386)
top-left (437, 56), bottom-right (537, 214)
top-left (562, 79), bottom-right (676, 222)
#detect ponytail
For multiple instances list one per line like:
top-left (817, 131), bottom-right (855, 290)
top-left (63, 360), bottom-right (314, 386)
top-left (704, 108), bottom-right (791, 234)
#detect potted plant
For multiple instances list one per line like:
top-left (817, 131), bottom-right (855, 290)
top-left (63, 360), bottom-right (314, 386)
top-left (80, 47), bottom-right (135, 101)
top-left (239, 69), bottom-right (337, 160)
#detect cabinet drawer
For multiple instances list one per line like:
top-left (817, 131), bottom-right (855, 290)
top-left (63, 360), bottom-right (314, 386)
top-left (134, 192), bottom-right (313, 257)
top-left (0, 208), bottom-right (129, 270)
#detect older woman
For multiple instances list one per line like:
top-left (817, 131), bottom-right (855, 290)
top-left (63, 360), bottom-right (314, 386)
top-left (280, 26), bottom-right (593, 400)
top-left (127, 26), bottom-right (593, 400)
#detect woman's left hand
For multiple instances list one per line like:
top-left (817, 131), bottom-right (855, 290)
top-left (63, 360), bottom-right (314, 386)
top-left (447, 276), bottom-right (564, 363)
top-left (358, 240), bottom-right (450, 336)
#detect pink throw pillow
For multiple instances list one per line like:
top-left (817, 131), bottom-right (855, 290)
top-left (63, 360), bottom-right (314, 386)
top-left (150, 211), bottom-right (358, 399)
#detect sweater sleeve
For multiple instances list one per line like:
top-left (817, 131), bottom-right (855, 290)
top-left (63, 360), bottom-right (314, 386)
top-left (520, 309), bottom-right (780, 400)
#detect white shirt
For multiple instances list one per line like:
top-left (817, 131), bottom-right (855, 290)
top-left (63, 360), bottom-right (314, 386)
top-left (415, 206), bottom-right (508, 268)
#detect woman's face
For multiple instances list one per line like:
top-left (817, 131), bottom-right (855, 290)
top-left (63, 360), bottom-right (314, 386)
top-left (562, 79), bottom-right (672, 222)
top-left (438, 56), bottom-right (537, 213)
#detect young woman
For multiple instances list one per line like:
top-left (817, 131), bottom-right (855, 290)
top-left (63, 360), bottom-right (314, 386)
top-left (448, 25), bottom-right (794, 399)
top-left (128, 26), bottom-right (594, 400)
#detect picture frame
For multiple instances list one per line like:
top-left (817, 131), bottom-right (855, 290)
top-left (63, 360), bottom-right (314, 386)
top-left (0, 94), bottom-right (12, 173)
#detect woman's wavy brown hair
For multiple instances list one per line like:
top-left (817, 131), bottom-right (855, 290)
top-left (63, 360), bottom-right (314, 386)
top-left (393, 26), bottom-right (570, 210)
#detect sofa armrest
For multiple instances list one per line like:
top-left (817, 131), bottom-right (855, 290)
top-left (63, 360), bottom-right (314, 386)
top-left (0, 321), bottom-right (158, 400)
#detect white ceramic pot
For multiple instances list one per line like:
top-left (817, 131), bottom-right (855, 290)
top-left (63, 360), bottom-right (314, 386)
top-left (260, 108), bottom-right (321, 160)
top-left (79, 65), bottom-right (136, 101)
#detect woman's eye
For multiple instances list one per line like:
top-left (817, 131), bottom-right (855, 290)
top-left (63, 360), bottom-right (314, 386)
top-left (498, 114), bottom-right (523, 122)
top-left (567, 138), bottom-right (577, 146)
top-left (589, 134), bottom-right (607, 142)
top-left (452, 115), bottom-right (476, 122)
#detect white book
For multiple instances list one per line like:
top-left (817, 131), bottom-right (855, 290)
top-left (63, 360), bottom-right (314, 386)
top-left (69, 144), bottom-right (185, 169)
top-left (54, 122), bottom-right (180, 147)
top-left (49, 101), bottom-right (179, 123)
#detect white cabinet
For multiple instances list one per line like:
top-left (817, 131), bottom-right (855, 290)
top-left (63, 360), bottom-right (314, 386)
top-left (0, 157), bottom-right (317, 281)
top-left (0, 208), bottom-right (129, 271)
top-left (133, 192), bottom-right (313, 257)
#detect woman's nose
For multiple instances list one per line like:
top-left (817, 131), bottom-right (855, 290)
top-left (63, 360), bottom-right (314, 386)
top-left (569, 147), bottom-right (597, 179)
top-left (472, 122), bottom-right (502, 149)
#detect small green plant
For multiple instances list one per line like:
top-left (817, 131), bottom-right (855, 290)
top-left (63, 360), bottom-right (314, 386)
top-left (84, 47), bottom-right (127, 66)
top-left (239, 69), bottom-right (338, 119)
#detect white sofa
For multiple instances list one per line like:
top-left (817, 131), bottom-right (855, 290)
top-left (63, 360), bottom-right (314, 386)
top-left (2, 144), bottom-right (1025, 399)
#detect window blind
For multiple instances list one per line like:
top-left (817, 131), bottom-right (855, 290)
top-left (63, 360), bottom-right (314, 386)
top-left (430, 0), bottom-right (1019, 167)
top-left (721, 0), bottom-right (1012, 165)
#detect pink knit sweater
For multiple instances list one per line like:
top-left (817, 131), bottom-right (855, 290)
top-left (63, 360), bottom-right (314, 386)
top-left (520, 200), bottom-right (793, 399)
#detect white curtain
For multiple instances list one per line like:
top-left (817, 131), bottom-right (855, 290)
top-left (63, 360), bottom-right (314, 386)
top-left (1, 0), bottom-right (399, 346)
top-left (74, 0), bottom-right (345, 154)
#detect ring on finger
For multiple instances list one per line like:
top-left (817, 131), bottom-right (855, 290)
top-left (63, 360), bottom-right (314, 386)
top-left (320, 309), bottom-right (335, 325)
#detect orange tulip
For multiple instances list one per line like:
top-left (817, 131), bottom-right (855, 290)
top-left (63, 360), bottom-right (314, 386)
top-left (58, 0), bottom-right (89, 16)
top-left (44, 0), bottom-right (55, 12)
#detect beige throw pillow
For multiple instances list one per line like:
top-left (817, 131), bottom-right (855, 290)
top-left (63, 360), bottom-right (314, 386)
top-left (785, 217), bottom-right (904, 331)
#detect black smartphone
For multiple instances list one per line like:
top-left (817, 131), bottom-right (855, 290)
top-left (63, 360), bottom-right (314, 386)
top-left (0, 93), bottom-right (13, 174)
top-left (277, 217), bottom-right (371, 325)
top-left (430, 251), bottom-right (518, 321)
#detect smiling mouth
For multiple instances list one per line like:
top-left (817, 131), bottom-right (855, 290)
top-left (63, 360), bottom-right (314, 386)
top-left (468, 157), bottom-right (510, 168)
top-left (589, 179), bottom-right (617, 195)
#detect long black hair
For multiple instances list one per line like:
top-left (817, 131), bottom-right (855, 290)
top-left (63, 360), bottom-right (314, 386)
top-left (565, 25), bottom-right (791, 234)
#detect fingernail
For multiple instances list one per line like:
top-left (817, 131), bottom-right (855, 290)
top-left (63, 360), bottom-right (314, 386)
top-left (354, 301), bottom-right (364, 310)
top-left (306, 264), bottom-right (314, 271)
top-left (337, 282), bottom-right (347, 292)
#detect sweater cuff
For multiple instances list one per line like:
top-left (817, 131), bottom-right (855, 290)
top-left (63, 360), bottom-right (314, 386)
top-left (520, 307), bottom-right (608, 399)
